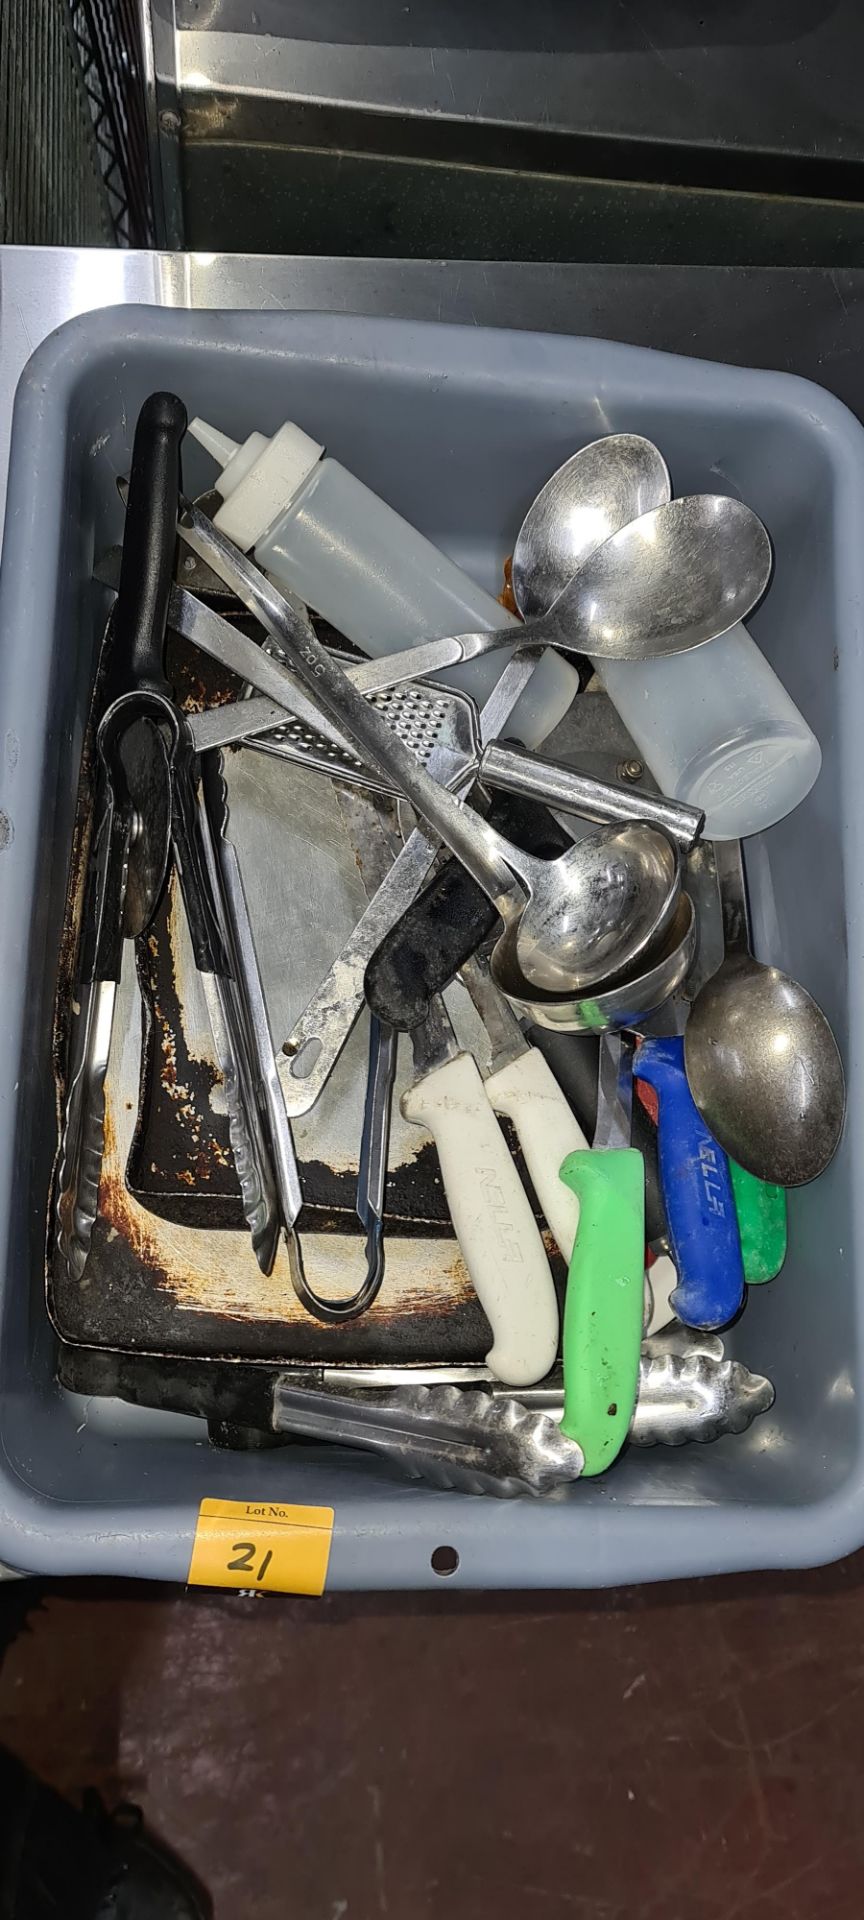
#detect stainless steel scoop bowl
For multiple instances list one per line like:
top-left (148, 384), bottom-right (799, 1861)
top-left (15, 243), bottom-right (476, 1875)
top-left (504, 817), bottom-right (680, 995)
top-left (492, 892), bottom-right (697, 1032)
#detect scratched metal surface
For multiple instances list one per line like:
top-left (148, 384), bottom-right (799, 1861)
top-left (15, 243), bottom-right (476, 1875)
top-left (47, 607), bottom-right (570, 1363)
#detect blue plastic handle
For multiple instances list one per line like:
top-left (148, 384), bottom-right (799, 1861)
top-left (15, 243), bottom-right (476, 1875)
top-left (634, 1035), bottom-right (745, 1330)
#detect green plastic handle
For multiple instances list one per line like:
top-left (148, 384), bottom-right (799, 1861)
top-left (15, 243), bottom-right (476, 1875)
top-left (729, 1160), bottom-right (787, 1284)
top-left (558, 1148), bottom-right (645, 1476)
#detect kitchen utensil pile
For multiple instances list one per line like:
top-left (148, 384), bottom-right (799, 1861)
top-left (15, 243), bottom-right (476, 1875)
top-left (52, 392), bottom-right (846, 1499)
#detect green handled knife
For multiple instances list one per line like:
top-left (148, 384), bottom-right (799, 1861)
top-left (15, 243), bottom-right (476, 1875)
top-left (558, 1033), bottom-right (645, 1476)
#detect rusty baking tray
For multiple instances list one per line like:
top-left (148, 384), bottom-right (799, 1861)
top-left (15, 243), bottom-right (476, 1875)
top-left (47, 608), bottom-right (567, 1374)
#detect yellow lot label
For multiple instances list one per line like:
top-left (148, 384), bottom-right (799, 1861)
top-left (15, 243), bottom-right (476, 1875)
top-left (187, 1498), bottom-right (334, 1595)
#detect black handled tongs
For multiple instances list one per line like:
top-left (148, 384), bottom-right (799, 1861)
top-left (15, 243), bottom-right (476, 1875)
top-left (56, 394), bottom-right (280, 1282)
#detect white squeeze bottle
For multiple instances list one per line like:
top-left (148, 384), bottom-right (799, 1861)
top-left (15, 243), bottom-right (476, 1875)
top-left (188, 417), bottom-right (580, 750)
top-left (596, 626), bottom-right (822, 840)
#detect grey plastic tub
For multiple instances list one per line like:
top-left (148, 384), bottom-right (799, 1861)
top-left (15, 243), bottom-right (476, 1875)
top-left (0, 304), bottom-right (861, 1588)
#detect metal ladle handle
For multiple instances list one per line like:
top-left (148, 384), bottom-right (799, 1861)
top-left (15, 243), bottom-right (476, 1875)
top-left (480, 742), bottom-right (703, 852)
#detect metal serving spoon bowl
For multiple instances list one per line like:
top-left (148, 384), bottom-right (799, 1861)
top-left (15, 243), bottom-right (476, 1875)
top-left (344, 491), bottom-right (774, 696)
top-left (685, 959), bottom-right (845, 1186)
top-left (511, 433), bottom-right (671, 622)
top-left (683, 842), bottom-right (845, 1186)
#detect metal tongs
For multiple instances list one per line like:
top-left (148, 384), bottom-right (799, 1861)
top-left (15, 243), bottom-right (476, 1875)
top-left (56, 394), bottom-right (281, 1281)
top-left (270, 1330), bottom-right (775, 1496)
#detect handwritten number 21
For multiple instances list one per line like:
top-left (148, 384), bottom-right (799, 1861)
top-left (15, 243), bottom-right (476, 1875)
top-left (227, 1539), bottom-right (273, 1582)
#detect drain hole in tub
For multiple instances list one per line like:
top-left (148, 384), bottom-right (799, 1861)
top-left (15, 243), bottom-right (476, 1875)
top-left (431, 1545), bottom-right (459, 1577)
top-left (287, 1036), bottom-right (322, 1079)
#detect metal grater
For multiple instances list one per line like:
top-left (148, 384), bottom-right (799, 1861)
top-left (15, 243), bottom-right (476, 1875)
top-left (242, 639), bottom-right (480, 795)
top-left (96, 540), bottom-right (483, 796)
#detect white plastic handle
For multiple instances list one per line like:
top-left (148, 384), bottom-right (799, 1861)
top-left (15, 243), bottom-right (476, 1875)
top-left (401, 1051), bottom-right (559, 1386)
top-left (485, 1048), bottom-right (590, 1262)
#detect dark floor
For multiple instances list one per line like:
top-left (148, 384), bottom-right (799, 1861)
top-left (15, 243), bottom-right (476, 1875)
top-left (2, 1560), bottom-right (864, 1918)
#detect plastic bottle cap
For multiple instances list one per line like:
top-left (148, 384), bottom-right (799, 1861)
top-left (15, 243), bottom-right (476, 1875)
top-left (188, 415), bottom-right (324, 553)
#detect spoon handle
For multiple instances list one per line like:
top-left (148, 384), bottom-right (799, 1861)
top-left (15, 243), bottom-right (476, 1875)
top-left (713, 838), bottom-right (753, 959)
top-left (344, 626), bottom-right (517, 696)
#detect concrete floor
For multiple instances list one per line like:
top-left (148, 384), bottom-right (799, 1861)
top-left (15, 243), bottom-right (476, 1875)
top-left (1, 1562), bottom-right (863, 1917)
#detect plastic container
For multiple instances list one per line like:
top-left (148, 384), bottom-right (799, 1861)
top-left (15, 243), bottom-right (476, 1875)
top-left (597, 622), bottom-right (823, 839)
top-left (0, 307), bottom-right (860, 1589)
top-left (188, 415), bottom-right (580, 750)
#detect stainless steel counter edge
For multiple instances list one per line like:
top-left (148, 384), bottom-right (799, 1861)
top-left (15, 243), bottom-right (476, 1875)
top-left (5, 248), bottom-right (864, 551)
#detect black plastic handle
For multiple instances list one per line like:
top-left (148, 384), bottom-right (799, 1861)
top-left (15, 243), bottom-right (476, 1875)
top-left (111, 392), bottom-right (187, 700)
top-left (363, 788), bottom-right (573, 1030)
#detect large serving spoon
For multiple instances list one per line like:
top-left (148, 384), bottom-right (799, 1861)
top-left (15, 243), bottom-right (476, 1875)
top-left (683, 840), bottom-right (845, 1186)
top-left (511, 433), bottom-right (671, 620)
top-left (342, 491), bottom-right (772, 697)
top-left (177, 501), bottom-right (680, 998)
